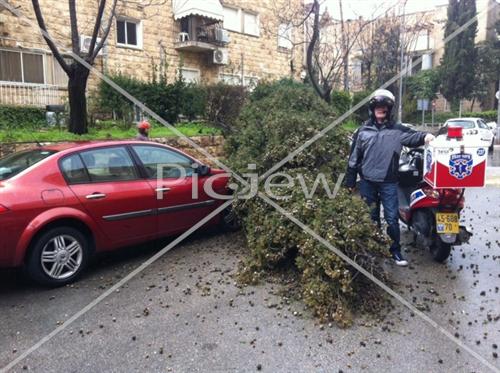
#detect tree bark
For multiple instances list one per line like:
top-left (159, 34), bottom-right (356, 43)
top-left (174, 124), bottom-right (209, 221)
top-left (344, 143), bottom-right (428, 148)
top-left (306, 0), bottom-right (330, 103)
top-left (339, 0), bottom-right (349, 91)
top-left (67, 65), bottom-right (90, 135)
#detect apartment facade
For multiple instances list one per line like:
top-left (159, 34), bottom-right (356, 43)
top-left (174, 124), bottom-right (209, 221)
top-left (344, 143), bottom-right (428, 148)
top-left (323, 0), bottom-right (499, 111)
top-left (0, 0), bottom-right (305, 107)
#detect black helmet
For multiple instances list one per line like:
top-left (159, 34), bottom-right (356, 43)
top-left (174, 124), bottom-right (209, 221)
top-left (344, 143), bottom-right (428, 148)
top-left (368, 89), bottom-right (395, 121)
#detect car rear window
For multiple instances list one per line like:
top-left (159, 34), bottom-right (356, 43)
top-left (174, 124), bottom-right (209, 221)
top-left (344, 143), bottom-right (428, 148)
top-left (446, 120), bottom-right (475, 129)
top-left (0, 149), bottom-right (56, 181)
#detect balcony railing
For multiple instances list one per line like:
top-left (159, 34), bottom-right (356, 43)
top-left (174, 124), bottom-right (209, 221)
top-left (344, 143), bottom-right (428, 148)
top-left (175, 25), bottom-right (229, 52)
top-left (0, 82), bottom-right (66, 107)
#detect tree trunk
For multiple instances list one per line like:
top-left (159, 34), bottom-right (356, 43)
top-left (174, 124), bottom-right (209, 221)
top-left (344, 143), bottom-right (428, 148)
top-left (470, 97), bottom-right (475, 112)
top-left (67, 65), bottom-right (90, 135)
top-left (306, 0), bottom-right (329, 103)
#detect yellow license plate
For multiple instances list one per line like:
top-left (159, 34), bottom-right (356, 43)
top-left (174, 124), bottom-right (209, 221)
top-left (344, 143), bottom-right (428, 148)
top-left (436, 213), bottom-right (459, 234)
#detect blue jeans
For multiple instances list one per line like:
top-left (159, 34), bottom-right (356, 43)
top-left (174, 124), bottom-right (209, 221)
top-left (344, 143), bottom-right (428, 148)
top-left (359, 179), bottom-right (400, 252)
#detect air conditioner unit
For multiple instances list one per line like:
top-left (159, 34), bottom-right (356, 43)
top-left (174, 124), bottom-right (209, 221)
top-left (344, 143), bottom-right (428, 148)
top-left (212, 49), bottom-right (229, 65)
top-left (0, 14), bottom-right (6, 24)
top-left (215, 28), bottom-right (230, 44)
top-left (80, 35), bottom-right (103, 56)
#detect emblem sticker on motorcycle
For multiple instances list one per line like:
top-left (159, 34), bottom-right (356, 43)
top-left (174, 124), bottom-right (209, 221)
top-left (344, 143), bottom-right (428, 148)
top-left (449, 153), bottom-right (473, 180)
top-left (410, 189), bottom-right (426, 207)
top-left (477, 148), bottom-right (485, 156)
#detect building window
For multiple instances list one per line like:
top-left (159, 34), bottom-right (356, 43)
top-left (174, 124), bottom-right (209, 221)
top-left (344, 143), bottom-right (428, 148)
top-left (0, 49), bottom-right (45, 84)
top-left (179, 68), bottom-right (200, 84)
top-left (243, 12), bottom-right (259, 36)
top-left (223, 6), bottom-right (240, 33)
top-left (222, 7), bottom-right (259, 37)
top-left (219, 73), bottom-right (259, 90)
top-left (278, 23), bottom-right (293, 49)
top-left (116, 19), bottom-right (142, 48)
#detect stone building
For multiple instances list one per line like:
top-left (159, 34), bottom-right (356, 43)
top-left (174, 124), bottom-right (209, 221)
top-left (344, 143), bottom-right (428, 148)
top-left (0, 0), bottom-right (306, 107)
top-left (321, 0), bottom-right (499, 112)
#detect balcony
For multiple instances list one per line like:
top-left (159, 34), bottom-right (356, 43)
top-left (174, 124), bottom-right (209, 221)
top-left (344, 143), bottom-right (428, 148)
top-left (175, 23), bottom-right (229, 52)
top-left (172, 0), bottom-right (227, 53)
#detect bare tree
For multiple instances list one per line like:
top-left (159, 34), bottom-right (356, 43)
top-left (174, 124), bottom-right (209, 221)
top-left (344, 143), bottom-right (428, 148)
top-left (355, 7), bottom-right (432, 92)
top-left (305, 0), bottom-right (378, 102)
top-left (30, 0), bottom-right (118, 134)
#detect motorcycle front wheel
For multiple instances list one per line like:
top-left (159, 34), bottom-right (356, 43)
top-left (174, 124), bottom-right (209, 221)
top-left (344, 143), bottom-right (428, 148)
top-left (430, 236), bottom-right (452, 263)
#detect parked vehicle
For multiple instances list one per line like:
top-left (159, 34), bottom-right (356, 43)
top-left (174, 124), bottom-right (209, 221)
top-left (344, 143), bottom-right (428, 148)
top-left (397, 146), bottom-right (472, 262)
top-left (438, 118), bottom-right (495, 151)
top-left (0, 141), bottom-right (234, 286)
top-left (486, 121), bottom-right (497, 132)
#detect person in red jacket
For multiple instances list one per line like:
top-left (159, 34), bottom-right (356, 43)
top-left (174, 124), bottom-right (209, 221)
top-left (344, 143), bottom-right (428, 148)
top-left (136, 120), bottom-right (151, 141)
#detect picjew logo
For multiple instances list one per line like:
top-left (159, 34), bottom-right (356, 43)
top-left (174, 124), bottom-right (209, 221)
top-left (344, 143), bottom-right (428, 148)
top-left (449, 153), bottom-right (473, 180)
top-left (477, 148), bottom-right (485, 156)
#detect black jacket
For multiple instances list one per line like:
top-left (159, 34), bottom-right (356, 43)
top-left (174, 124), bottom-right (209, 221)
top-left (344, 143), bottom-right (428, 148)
top-left (345, 120), bottom-right (427, 187)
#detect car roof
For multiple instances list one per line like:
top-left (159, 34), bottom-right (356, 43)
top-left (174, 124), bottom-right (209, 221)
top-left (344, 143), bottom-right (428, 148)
top-left (36, 140), bottom-right (198, 160)
top-left (446, 118), bottom-right (481, 121)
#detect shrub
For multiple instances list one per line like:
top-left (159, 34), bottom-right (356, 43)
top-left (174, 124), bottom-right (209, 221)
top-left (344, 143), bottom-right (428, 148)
top-left (182, 84), bottom-right (207, 121)
top-left (0, 105), bottom-right (46, 130)
top-left (205, 83), bottom-right (246, 135)
top-left (330, 90), bottom-right (352, 116)
top-left (350, 90), bottom-right (371, 124)
top-left (406, 110), bottom-right (498, 125)
top-left (250, 78), bottom-right (304, 102)
top-left (226, 82), bottom-right (388, 326)
top-left (98, 74), bottom-right (204, 124)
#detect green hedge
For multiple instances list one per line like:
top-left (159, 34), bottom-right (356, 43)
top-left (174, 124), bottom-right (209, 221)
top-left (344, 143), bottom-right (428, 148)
top-left (405, 110), bottom-right (498, 124)
top-left (228, 81), bottom-right (388, 326)
top-left (0, 105), bottom-right (46, 129)
top-left (98, 74), bottom-right (248, 130)
top-left (98, 74), bottom-right (195, 124)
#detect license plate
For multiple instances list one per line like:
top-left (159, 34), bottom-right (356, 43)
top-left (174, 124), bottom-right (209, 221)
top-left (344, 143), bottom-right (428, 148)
top-left (436, 213), bottom-right (459, 234)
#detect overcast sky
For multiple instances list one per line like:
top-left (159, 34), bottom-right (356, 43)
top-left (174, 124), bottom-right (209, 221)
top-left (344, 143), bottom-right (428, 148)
top-left (323, 0), bottom-right (449, 20)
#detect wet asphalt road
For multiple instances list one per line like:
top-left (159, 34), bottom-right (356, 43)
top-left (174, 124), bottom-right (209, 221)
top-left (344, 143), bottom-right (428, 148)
top-left (0, 188), bottom-right (499, 373)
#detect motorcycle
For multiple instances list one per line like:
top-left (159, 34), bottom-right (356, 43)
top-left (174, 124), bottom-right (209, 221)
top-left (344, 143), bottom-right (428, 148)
top-left (397, 147), bottom-right (473, 262)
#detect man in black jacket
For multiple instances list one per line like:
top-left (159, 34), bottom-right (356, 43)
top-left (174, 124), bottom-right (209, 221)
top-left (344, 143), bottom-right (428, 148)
top-left (345, 89), bottom-right (434, 266)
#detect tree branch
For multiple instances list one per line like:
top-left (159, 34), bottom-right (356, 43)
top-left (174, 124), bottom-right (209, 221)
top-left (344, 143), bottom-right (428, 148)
top-left (68, 0), bottom-right (80, 55)
top-left (307, 0), bottom-right (328, 101)
top-left (89, 0), bottom-right (118, 61)
top-left (31, 0), bottom-right (71, 75)
top-left (86, 0), bottom-right (107, 58)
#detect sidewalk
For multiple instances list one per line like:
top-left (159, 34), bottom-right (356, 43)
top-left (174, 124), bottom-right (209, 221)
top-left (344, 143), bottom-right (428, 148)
top-left (486, 166), bottom-right (500, 187)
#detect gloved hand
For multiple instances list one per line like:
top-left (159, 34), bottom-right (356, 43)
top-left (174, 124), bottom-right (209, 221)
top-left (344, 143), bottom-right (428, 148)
top-left (424, 133), bottom-right (435, 144)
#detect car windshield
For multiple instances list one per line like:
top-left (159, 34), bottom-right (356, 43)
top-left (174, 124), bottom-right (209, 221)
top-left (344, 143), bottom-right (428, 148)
top-left (0, 149), bottom-right (57, 181)
top-left (446, 120), bottom-right (475, 129)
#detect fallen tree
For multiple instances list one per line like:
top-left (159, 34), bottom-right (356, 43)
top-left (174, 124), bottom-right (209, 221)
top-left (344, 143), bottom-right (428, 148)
top-left (225, 80), bottom-right (389, 326)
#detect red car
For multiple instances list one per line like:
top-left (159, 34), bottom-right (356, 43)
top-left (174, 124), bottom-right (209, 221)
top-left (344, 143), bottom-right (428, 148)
top-left (0, 141), bottom-right (233, 286)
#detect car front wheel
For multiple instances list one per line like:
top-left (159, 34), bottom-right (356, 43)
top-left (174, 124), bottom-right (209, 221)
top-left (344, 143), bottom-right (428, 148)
top-left (26, 226), bottom-right (90, 286)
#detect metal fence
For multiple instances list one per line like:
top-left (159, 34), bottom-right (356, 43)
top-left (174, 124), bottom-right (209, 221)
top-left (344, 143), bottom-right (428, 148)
top-left (0, 82), bottom-right (66, 107)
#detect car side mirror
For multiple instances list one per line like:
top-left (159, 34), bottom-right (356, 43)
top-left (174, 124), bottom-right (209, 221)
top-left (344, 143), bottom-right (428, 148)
top-left (195, 164), bottom-right (211, 176)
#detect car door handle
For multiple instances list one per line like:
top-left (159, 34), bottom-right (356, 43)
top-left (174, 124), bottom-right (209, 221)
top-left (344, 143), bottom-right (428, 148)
top-left (155, 187), bottom-right (171, 193)
top-left (86, 193), bottom-right (106, 200)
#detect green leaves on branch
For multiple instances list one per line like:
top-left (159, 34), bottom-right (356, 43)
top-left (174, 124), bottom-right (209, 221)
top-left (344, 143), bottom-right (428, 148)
top-left (227, 80), bottom-right (389, 326)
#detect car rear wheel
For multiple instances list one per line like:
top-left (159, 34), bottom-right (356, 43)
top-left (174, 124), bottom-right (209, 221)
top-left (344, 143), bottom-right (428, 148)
top-left (26, 227), bottom-right (90, 286)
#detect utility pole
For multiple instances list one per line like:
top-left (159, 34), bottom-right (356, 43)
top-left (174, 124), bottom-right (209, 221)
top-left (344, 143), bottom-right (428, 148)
top-left (497, 78), bottom-right (500, 126)
top-left (397, 1), bottom-right (406, 123)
